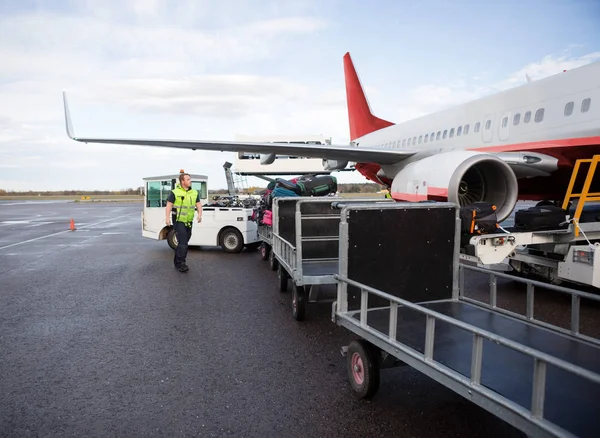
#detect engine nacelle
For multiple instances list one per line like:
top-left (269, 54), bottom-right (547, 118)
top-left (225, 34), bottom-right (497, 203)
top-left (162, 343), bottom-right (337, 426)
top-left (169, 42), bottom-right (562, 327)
top-left (390, 150), bottom-right (519, 221)
top-left (322, 159), bottom-right (349, 171)
top-left (260, 153), bottom-right (276, 165)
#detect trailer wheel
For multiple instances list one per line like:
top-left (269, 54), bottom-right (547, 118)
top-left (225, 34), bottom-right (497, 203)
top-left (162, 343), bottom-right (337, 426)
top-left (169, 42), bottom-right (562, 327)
top-left (269, 250), bottom-right (278, 270)
top-left (220, 228), bottom-right (244, 253)
top-left (260, 242), bottom-right (270, 261)
top-left (277, 265), bottom-right (288, 292)
top-left (347, 340), bottom-right (380, 399)
top-left (166, 228), bottom-right (178, 251)
top-left (292, 284), bottom-right (306, 321)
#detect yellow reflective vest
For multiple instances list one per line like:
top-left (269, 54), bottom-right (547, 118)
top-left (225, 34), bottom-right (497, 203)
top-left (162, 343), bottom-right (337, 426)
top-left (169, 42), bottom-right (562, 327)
top-left (172, 185), bottom-right (198, 224)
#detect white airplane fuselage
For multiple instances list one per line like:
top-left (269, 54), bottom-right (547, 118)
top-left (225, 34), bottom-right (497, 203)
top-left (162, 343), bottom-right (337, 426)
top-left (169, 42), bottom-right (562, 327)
top-left (348, 59), bottom-right (600, 204)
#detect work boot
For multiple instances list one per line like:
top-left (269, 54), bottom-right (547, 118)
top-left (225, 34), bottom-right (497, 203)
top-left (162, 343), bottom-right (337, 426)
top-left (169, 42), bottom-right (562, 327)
top-left (178, 264), bottom-right (189, 273)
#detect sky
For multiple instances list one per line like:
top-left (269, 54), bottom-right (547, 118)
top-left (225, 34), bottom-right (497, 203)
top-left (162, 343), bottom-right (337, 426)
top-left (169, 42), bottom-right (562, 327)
top-left (1, 0), bottom-right (599, 191)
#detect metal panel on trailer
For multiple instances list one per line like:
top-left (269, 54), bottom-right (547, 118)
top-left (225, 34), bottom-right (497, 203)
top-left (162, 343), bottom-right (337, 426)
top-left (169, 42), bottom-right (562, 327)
top-left (298, 200), bottom-right (341, 261)
top-left (343, 203), bottom-right (458, 310)
top-left (276, 199), bottom-right (299, 245)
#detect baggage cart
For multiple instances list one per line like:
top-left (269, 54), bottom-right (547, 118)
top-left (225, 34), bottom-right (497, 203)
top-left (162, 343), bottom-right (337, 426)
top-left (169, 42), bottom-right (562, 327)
top-left (331, 201), bottom-right (600, 438)
top-left (271, 196), bottom-right (392, 321)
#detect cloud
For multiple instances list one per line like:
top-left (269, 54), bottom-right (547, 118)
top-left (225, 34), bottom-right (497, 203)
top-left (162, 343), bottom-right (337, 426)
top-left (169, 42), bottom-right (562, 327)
top-left (0, 1), bottom-right (599, 191)
top-left (379, 50), bottom-right (600, 123)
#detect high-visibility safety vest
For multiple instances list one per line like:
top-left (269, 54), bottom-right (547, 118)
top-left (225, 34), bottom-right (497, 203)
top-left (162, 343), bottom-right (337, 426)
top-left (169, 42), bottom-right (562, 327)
top-left (172, 184), bottom-right (198, 224)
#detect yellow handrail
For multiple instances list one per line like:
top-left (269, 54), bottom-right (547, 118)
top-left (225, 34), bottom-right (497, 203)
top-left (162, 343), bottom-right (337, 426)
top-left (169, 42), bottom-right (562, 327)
top-left (561, 155), bottom-right (600, 237)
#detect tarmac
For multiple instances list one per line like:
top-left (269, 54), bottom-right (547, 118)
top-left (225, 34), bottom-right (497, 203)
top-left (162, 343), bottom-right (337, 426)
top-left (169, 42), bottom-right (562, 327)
top-left (1, 200), bottom-right (598, 437)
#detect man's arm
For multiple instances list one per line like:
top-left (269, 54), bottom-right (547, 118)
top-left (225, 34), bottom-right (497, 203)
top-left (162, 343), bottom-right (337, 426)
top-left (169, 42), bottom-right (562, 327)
top-left (196, 194), bottom-right (203, 223)
top-left (165, 192), bottom-right (175, 225)
top-left (165, 201), bottom-right (173, 225)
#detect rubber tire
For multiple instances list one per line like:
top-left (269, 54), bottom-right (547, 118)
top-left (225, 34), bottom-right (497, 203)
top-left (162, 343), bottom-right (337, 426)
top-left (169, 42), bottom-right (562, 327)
top-left (269, 250), bottom-right (279, 271)
top-left (347, 340), bottom-right (380, 400)
top-left (220, 228), bottom-right (244, 253)
top-left (277, 265), bottom-right (288, 292)
top-left (166, 228), bottom-right (178, 251)
top-left (292, 284), bottom-right (306, 321)
top-left (260, 242), bottom-right (271, 261)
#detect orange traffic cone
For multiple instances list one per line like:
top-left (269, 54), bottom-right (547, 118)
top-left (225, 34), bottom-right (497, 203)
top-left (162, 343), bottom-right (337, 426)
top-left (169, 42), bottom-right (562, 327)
top-left (69, 218), bottom-right (76, 231)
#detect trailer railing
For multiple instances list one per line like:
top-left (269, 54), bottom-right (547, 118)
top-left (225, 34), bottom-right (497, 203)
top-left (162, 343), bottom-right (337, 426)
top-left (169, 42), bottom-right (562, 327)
top-left (459, 264), bottom-right (600, 347)
top-left (272, 232), bottom-right (296, 274)
top-left (334, 274), bottom-right (600, 438)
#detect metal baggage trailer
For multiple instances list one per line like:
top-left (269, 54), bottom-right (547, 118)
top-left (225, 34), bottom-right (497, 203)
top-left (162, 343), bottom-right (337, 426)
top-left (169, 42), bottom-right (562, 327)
top-left (271, 196), bottom-right (393, 321)
top-left (331, 202), bottom-right (600, 438)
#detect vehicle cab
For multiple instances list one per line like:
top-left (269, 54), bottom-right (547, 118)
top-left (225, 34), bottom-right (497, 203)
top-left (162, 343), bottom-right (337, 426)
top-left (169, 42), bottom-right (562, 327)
top-left (141, 172), bottom-right (259, 253)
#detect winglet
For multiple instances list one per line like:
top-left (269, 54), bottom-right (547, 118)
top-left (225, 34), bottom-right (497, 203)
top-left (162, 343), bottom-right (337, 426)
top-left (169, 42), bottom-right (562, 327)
top-left (62, 91), bottom-right (75, 139)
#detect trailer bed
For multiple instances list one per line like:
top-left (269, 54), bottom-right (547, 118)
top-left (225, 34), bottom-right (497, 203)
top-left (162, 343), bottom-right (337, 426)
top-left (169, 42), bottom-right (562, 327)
top-left (302, 259), bottom-right (338, 277)
top-left (350, 300), bottom-right (600, 438)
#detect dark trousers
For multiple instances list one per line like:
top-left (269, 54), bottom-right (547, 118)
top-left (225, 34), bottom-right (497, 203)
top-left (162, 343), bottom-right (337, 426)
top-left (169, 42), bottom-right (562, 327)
top-left (174, 221), bottom-right (192, 267)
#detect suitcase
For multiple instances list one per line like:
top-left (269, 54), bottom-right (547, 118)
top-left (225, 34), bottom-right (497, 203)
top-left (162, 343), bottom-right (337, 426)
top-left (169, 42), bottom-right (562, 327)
top-left (459, 202), bottom-right (498, 235)
top-left (295, 175), bottom-right (337, 196)
top-left (513, 205), bottom-right (568, 231)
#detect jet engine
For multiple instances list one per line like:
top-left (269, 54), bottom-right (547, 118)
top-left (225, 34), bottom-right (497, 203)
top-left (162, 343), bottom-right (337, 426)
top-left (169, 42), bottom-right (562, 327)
top-left (260, 153), bottom-right (276, 165)
top-left (390, 150), bottom-right (519, 222)
top-left (322, 159), bottom-right (349, 171)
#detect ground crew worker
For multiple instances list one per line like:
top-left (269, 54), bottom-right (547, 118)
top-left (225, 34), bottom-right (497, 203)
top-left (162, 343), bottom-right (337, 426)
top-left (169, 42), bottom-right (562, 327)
top-left (165, 173), bottom-right (202, 272)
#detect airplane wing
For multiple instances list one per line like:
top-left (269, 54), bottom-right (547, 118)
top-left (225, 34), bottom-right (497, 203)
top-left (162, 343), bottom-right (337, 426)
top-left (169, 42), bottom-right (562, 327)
top-left (62, 93), bottom-right (416, 165)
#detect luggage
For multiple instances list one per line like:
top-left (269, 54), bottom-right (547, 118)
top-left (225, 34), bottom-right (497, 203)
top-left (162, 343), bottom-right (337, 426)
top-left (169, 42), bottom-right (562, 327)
top-left (459, 202), bottom-right (499, 235)
top-left (274, 178), bottom-right (299, 192)
top-left (295, 175), bottom-right (337, 197)
top-left (514, 205), bottom-right (568, 231)
top-left (271, 187), bottom-right (300, 198)
top-left (262, 210), bottom-right (273, 226)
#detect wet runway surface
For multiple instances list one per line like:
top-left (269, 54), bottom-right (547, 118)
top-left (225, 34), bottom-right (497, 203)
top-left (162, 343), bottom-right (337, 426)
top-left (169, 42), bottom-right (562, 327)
top-left (1, 201), bottom-right (599, 437)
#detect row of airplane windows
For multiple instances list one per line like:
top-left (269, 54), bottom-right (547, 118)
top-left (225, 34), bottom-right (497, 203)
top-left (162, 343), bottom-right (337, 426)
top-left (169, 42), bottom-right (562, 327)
top-left (386, 97), bottom-right (593, 148)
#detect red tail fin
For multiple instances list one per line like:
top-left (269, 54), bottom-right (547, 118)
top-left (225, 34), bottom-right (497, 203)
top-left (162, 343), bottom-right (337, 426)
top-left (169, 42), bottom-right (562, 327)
top-left (343, 52), bottom-right (394, 141)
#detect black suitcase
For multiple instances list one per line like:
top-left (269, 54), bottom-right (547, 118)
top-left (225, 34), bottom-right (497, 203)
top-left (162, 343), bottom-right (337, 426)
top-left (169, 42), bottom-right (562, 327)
top-left (459, 202), bottom-right (498, 235)
top-left (513, 205), bottom-right (568, 231)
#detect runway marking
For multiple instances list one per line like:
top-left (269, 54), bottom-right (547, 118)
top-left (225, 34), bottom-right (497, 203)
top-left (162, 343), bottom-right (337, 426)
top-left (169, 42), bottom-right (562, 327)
top-left (0, 215), bottom-right (135, 250)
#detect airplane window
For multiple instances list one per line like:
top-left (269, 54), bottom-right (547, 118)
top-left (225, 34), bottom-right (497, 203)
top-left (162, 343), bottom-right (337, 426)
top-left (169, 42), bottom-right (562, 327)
top-left (485, 120), bottom-right (491, 130)
top-left (436, 131), bottom-right (441, 140)
top-left (513, 113), bottom-right (521, 125)
top-left (582, 98), bottom-right (591, 113)
top-left (535, 108), bottom-right (544, 123)
top-left (457, 126), bottom-right (462, 136)
top-left (424, 134), bottom-right (429, 143)
top-left (449, 128), bottom-right (455, 138)
top-left (402, 139), bottom-right (406, 147)
top-left (430, 132), bottom-right (435, 140)
top-left (443, 130), bottom-right (448, 139)
top-left (418, 135), bottom-right (423, 144)
top-left (474, 122), bottom-right (480, 133)
top-left (502, 117), bottom-right (508, 128)
top-left (565, 102), bottom-right (574, 116)
top-left (413, 137), bottom-right (417, 145)
top-left (464, 124), bottom-right (470, 134)
top-left (524, 111), bottom-right (531, 123)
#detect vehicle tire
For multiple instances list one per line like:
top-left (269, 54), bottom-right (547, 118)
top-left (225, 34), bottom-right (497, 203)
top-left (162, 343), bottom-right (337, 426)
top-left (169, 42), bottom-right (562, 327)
top-left (260, 242), bottom-right (271, 261)
top-left (292, 284), bottom-right (306, 321)
top-left (167, 228), bottom-right (178, 251)
top-left (220, 228), bottom-right (244, 253)
top-left (277, 265), bottom-right (288, 292)
top-left (347, 340), bottom-right (380, 400)
top-left (269, 249), bottom-right (278, 270)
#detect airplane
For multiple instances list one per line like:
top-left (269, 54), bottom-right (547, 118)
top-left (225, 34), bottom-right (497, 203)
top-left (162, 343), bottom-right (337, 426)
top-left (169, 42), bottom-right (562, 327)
top-left (63, 52), bottom-right (600, 222)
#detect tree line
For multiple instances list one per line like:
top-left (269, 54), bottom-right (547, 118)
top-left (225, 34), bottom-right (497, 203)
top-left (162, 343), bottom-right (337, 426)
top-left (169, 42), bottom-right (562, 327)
top-left (0, 188), bottom-right (144, 196)
top-left (0, 183), bottom-right (385, 197)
